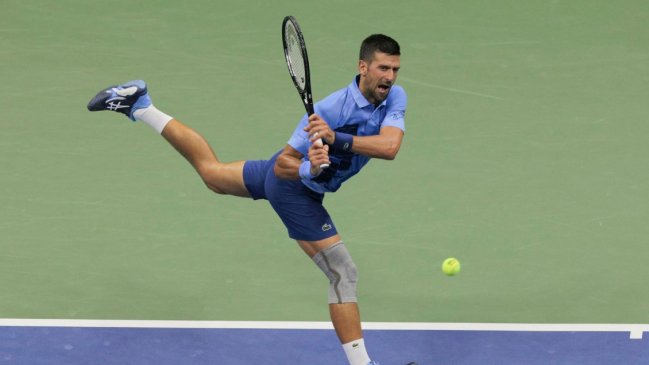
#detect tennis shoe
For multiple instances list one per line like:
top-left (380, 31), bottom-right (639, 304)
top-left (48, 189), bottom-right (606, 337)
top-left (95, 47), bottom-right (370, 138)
top-left (87, 80), bottom-right (151, 121)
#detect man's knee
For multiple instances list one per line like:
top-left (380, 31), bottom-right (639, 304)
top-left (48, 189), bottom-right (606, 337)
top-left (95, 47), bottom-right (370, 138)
top-left (200, 169), bottom-right (227, 194)
top-left (199, 163), bottom-right (249, 197)
top-left (311, 242), bottom-right (358, 304)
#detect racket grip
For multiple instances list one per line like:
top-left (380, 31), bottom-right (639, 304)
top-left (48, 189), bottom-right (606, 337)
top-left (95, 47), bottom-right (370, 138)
top-left (314, 138), bottom-right (329, 169)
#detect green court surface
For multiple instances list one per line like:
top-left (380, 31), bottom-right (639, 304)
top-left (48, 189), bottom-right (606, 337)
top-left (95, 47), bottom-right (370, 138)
top-left (1, 0), bottom-right (648, 327)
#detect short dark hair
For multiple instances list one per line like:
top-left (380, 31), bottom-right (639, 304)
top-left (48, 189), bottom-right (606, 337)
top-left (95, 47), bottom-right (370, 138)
top-left (359, 34), bottom-right (400, 62)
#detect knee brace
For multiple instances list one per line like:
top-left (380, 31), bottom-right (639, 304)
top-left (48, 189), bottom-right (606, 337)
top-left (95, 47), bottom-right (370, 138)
top-left (312, 242), bottom-right (358, 304)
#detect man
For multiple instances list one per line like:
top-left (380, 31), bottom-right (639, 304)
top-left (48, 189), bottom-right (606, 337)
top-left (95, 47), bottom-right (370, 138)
top-left (88, 34), bottom-right (413, 365)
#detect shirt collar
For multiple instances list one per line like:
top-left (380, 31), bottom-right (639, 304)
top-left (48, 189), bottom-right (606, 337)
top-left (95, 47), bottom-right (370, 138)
top-left (350, 75), bottom-right (370, 108)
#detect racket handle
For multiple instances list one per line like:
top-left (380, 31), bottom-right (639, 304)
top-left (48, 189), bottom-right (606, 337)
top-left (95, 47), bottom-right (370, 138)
top-left (314, 138), bottom-right (329, 169)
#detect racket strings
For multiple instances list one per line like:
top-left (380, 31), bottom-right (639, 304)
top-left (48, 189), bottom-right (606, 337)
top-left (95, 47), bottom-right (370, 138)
top-left (284, 23), bottom-right (307, 92)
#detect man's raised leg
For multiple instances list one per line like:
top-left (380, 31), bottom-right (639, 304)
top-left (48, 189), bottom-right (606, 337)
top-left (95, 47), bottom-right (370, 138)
top-left (160, 119), bottom-right (249, 197)
top-left (87, 80), bottom-right (250, 198)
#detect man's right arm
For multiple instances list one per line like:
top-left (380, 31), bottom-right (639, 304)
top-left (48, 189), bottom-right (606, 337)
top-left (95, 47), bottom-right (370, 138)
top-left (274, 143), bottom-right (330, 180)
top-left (274, 145), bottom-right (303, 180)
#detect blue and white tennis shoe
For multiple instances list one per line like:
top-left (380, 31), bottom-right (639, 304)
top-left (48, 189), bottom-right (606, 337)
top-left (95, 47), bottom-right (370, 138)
top-left (87, 80), bottom-right (151, 121)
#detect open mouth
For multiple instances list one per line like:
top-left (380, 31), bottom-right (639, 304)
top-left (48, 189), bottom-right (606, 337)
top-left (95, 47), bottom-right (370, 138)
top-left (377, 84), bottom-right (391, 92)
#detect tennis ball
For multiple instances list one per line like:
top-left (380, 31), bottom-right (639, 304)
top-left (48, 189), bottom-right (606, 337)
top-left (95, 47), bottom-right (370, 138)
top-left (442, 258), bottom-right (461, 276)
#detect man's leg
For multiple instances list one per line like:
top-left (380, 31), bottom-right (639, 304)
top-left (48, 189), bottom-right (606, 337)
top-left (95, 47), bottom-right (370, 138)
top-left (160, 119), bottom-right (250, 197)
top-left (298, 236), bottom-right (371, 365)
top-left (87, 80), bottom-right (250, 198)
top-left (329, 302), bottom-right (363, 343)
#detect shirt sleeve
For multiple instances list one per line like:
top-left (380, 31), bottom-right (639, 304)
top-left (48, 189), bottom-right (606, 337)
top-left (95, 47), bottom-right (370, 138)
top-left (381, 86), bottom-right (407, 131)
top-left (287, 91), bottom-right (342, 157)
top-left (287, 113), bottom-right (310, 157)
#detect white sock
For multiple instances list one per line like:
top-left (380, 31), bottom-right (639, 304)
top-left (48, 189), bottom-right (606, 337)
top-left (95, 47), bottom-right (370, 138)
top-left (133, 105), bottom-right (173, 134)
top-left (342, 338), bottom-right (371, 365)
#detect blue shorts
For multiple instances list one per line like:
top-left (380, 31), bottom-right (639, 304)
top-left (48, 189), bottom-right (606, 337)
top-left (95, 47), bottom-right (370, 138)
top-left (242, 152), bottom-right (338, 241)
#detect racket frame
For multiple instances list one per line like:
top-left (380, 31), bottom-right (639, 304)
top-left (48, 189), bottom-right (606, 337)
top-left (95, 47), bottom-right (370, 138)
top-left (282, 16), bottom-right (328, 167)
top-left (282, 16), bottom-right (315, 116)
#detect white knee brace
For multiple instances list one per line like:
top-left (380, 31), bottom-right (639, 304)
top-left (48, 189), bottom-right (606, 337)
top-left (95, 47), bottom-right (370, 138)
top-left (312, 242), bottom-right (358, 304)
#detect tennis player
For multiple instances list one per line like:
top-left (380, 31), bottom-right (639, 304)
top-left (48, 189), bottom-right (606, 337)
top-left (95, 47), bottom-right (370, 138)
top-left (88, 34), bottom-right (413, 365)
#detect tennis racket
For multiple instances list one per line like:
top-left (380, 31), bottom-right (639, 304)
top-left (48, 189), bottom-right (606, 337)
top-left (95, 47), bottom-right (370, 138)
top-left (282, 15), bottom-right (329, 168)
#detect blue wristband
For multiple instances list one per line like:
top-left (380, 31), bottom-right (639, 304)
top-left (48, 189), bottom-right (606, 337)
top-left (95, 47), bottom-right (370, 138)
top-left (332, 132), bottom-right (353, 152)
top-left (299, 160), bottom-right (315, 179)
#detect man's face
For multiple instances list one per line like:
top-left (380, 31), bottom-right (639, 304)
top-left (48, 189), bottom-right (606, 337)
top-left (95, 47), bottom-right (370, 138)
top-left (358, 51), bottom-right (401, 105)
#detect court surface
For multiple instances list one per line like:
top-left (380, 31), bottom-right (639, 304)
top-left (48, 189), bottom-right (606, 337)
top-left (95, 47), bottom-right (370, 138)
top-left (2, 0), bottom-right (648, 364)
top-left (1, 320), bottom-right (648, 364)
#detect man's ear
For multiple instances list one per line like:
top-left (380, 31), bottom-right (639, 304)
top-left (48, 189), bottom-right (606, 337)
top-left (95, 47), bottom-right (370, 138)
top-left (358, 59), bottom-right (368, 77)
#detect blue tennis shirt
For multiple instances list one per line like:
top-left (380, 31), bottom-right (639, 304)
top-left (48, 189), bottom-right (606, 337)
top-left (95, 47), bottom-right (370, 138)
top-left (287, 76), bottom-right (407, 193)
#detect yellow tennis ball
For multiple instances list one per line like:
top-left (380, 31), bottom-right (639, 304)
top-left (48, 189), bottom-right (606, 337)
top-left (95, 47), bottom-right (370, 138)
top-left (442, 258), bottom-right (461, 276)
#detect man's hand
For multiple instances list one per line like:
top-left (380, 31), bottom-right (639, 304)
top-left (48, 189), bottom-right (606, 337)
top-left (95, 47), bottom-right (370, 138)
top-left (308, 138), bottom-right (330, 176)
top-left (304, 114), bottom-right (335, 145)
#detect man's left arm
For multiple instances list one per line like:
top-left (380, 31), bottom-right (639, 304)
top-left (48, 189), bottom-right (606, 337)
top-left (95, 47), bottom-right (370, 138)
top-left (305, 86), bottom-right (406, 160)
top-left (347, 126), bottom-right (404, 160)
top-left (305, 116), bottom-right (404, 160)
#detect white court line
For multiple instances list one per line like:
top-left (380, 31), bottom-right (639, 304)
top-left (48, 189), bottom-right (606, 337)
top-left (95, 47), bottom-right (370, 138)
top-left (398, 77), bottom-right (505, 100)
top-left (0, 319), bottom-right (646, 340)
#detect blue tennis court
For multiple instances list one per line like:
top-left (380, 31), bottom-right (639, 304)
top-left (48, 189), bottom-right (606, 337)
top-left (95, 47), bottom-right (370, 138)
top-left (1, 321), bottom-right (648, 364)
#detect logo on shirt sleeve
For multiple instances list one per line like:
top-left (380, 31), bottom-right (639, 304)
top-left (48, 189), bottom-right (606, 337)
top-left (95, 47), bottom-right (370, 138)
top-left (390, 111), bottom-right (405, 120)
